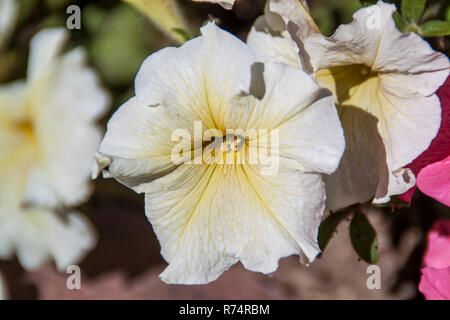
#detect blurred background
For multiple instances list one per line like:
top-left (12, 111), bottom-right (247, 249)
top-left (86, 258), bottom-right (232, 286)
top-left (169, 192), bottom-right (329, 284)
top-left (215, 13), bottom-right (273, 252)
top-left (0, 0), bottom-right (449, 299)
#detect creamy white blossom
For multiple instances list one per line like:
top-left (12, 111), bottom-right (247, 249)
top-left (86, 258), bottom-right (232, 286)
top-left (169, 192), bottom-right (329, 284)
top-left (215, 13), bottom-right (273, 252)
top-left (247, 0), bottom-right (450, 210)
top-left (0, 0), bottom-right (17, 48)
top-left (94, 22), bottom-right (345, 284)
top-left (0, 28), bottom-right (108, 270)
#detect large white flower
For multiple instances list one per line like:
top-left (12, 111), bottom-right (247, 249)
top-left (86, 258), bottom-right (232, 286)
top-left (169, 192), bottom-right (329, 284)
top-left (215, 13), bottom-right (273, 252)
top-left (0, 0), bottom-right (18, 48)
top-left (94, 22), bottom-right (345, 284)
top-left (0, 28), bottom-right (108, 270)
top-left (248, 0), bottom-right (450, 210)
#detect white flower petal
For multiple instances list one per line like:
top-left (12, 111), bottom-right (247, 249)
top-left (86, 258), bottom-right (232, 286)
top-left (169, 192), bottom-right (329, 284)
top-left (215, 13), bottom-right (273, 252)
top-left (144, 164), bottom-right (325, 284)
top-left (45, 48), bottom-right (110, 121)
top-left (0, 83), bottom-right (35, 209)
top-left (304, 2), bottom-right (394, 72)
top-left (135, 22), bottom-right (255, 131)
top-left (10, 209), bottom-right (96, 271)
top-left (228, 62), bottom-right (344, 174)
top-left (277, 92), bottom-right (344, 174)
top-left (18, 28), bottom-right (110, 208)
top-left (305, 2), bottom-right (449, 89)
top-left (247, 15), bottom-right (300, 67)
top-left (267, 0), bottom-right (320, 73)
top-left (269, 0), bottom-right (319, 39)
top-left (373, 29), bottom-right (449, 96)
top-left (376, 76), bottom-right (442, 173)
top-left (0, 80), bottom-right (28, 122)
top-left (247, 1), bottom-right (318, 71)
top-left (96, 97), bottom-right (189, 192)
top-left (23, 123), bottom-right (102, 207)
top-left (323, 102), bottom-right (388, 209)
top-left (316, 64), bottom-right (436, 209)
top-left (27, 28), bottom-right (68, 83)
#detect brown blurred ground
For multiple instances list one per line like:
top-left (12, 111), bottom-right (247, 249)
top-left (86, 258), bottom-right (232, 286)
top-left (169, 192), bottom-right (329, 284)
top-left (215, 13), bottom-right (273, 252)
top-left (2, 190), bottom-right (424, 299)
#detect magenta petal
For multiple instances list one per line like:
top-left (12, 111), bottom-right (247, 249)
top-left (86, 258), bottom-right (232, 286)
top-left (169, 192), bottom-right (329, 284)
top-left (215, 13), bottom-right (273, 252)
top-left (417, 155), bottom-right (450, 207)
top-left (419, 267), bottom-right (450, 300)
top-left (400, 77), bottom-right (450, 203)
top-left (398, 187), bottom-right (416, 203)
top-left (423, 220), bottom-right (450, 269)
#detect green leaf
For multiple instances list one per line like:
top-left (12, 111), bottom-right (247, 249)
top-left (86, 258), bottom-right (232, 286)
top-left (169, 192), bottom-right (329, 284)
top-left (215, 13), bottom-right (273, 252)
top-left (88, 4), bottom-right (153, 86)
top-left (446, 5), bottom-right (450, 22)
top-left (83, 5), bottom-right (106, 35)
top-left (350, 212), bottom-right (379, 264)
top-left (402, 0), bottom-right (427, 23)
top-left (18, 0), bottom-right (38, 24)
top-left (318, 211), bottom-right (349, 251)
top-left (420, 20), bottom-right (450, 36)
top-left (172, 28), bottom-right (194, 42)
top-left (123, 0), bottom-right (189, 44)
top-left (40, 14), bottom-right (66, 28)
top-left (422, 2), bottom-right (442, 21)
top-left (360, 0), bottom-right (377, 7)
top-left (393, 11), bottom-right (410, 32)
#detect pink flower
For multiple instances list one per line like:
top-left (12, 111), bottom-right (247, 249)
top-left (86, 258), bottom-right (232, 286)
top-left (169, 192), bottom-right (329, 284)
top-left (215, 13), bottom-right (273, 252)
top-left (416, 156), bottom-right (450, 207)
top-left (419, 268), bottom-right (450, 300)
top-left (418, 220), bottom-right (450, 300)
top-left (400, 77), bottom-right (450, 204)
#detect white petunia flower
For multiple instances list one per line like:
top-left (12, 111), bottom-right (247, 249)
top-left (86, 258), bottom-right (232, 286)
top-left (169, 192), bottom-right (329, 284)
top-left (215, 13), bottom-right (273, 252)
top-left (0, 0), bottom-right (18, 48)
top-left (0, 28), bottom-right (108, 270)
top-left (94, 22), bottom-right (345, 284)
top-left (248, 0), bottom-right (450, 210)
top-left (0, 271), bottom-right (7, 300)
top-left (0, 28), bottom-right (109, 209)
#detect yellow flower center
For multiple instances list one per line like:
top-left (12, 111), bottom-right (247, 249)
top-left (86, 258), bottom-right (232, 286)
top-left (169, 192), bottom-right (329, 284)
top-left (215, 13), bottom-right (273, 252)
top-left (315, 64), bottom-right (379, 113)
top-left (15, 118), bottom-right (34, 139)
top-left (203, 133), bottom-right (247, 164)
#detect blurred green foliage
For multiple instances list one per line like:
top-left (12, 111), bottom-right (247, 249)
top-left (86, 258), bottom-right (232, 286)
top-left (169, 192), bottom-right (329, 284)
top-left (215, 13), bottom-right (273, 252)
top-left (2, 0), bottom-right (448, 106)
top-left (310, 0), bottom-right (363, 36)
top-left (86, 4), bottom-right (152, 87)
top-left (393, 0), bottom-right (450, 36)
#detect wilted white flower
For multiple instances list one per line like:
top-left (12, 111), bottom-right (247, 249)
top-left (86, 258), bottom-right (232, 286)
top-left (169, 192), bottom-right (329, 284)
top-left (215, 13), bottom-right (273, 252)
top-left (0, 0), bottom-right (18, 48)
top-left (248, 0), bottom-right (450, 210)
top-left (0, 28), bottom-right (109, 270)
top-left (94, 22), bottom-right (345, 284)
top-left (247, 0), bottom-right (318, 73)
